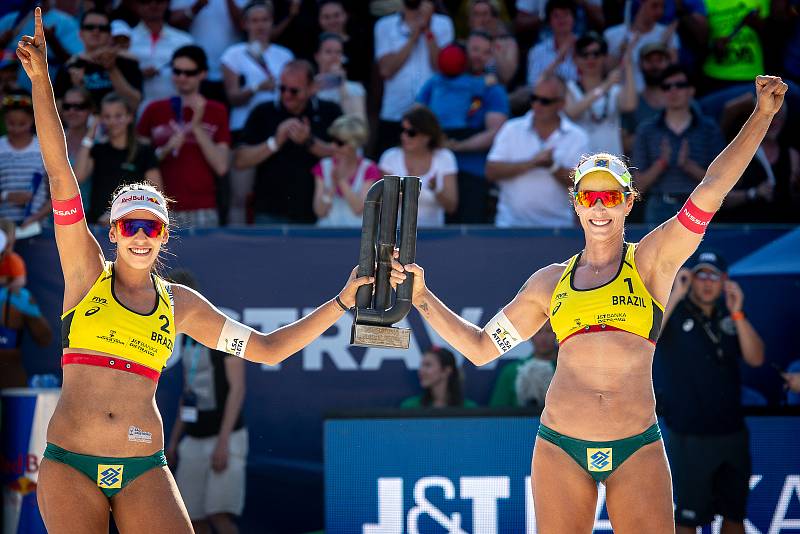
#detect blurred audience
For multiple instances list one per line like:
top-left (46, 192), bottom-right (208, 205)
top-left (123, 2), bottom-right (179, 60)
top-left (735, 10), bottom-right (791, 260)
top-left (169, 0), bottom-right (246, 104)
top-left (129, 0), bottom-right (193, 110)
top-left (655, 251), bottom-right (764, 534)
top-left (465, 0), bottom-right (518, 86)
top-left (400, 346), bottom-right (477, 408)
top-left (137, 46), bottom-right (230, 227)
top-left (620, 41), bottom-right (669, 155)
top-left (235, 60), bottom-right (341, 224)
top-left (0, 218), bottom-right (26, 290)
top-left (166, 270), bottom-right (247, 534)
top-left (489, 321), bottom-right (557, 407)
top-left (317, 0), bottom-right (371, 84)
top-left (379, 104), bottom-right (458, 227)
top-left (632, 64), bottom-right (724, 223)
top-left (314, 33), bottom-right (366, 120)
top-left (0, 280), bottom-right (53, 389)
top-left (563, 31), bottom-right (637, 155)
top-left (486, 75), bottom-right (588, 227)
top-left (374, 0), bottom-right (454, 155)
top-left (0, 91), bottom-right (50, 229)
top-left (60, 87), bottom-right (93, 202)
top-left (313, 115), bottom-right (381, 227)
top-left (417, 36), bottom-right (509, 223)
top-left (77, 92), bottom-right (162, 224)
top-left (526, 0), bottom-right (579, 87)
top-left (53, 9), bottom-right (143, 109)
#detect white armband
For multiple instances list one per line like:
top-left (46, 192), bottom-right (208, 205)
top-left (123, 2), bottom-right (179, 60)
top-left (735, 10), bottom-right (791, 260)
top-left (483, 310), bottom-right (523, 355)
top-left (216, 318), bottom-right (254, 358)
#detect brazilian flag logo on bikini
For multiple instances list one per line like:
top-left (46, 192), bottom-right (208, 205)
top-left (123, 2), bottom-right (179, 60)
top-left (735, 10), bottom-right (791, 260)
top-left (97, 464), bottom-right (124, 489)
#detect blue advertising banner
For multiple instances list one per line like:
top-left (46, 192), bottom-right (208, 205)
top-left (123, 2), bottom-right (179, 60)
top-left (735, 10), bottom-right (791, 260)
top-left (325, 416), bottom-right (800, 534)
top-left (16, 226), bottom-right (799, 531)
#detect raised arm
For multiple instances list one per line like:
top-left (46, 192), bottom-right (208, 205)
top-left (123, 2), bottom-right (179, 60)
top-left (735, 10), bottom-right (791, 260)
top-left (636, 76), bottom-right (787, 299)
top-left (172, 267), bottom-right (373, 366)
top-left (392, 256), bottom-right (558, 366)
top-left (17, 8), bottom-right (104, 310)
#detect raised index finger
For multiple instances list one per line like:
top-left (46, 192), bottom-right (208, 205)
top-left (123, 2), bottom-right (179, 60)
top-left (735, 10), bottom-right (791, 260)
top-left (34, 7), bottom-right (43, 41)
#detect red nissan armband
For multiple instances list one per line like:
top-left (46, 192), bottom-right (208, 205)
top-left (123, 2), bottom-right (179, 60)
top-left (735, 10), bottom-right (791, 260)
top-left (52, 195), bottom-right (84, 225)
top-left (677, 198), bottom-right (714, 234)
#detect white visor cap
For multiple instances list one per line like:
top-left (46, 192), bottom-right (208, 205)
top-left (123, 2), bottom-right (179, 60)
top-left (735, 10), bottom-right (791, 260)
top-left (110, 189), bottom-right (169, 224)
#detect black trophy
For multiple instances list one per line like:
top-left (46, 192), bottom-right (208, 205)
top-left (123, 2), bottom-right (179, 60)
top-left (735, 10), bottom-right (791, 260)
top-left (350, 175), bottom-right (421, 349)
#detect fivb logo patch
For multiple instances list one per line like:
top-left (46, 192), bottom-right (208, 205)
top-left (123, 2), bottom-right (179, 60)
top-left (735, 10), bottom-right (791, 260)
top-left (587, 448), bottom-right (612, 472)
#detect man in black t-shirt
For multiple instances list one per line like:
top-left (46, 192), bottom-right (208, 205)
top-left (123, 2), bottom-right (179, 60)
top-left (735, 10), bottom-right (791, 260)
top-left (655, 251), bottom-right (765, 534)
top-left (234, 59), bottom-right (341, 224)
top-left (166, 270), bottom-right (247, 533)
top-left (53, 10), bottom-right (143, 109)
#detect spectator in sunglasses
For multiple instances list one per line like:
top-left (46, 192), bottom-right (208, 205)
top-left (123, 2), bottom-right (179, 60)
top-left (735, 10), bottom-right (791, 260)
top-left (130, 0), bottom-right (193, 111)
top-left (235, 59), bottom-right (341, 224)
top-left (137, 46), bottom-right (230, 227)
top-left (632, 64), bottom-right (725, 224)
top-left (379, 104), bottom-right (458, 227)
top-left (486, 74), bottom-right (588, 227)
top-left (312, 115), bottom-right (380, 227)
top-left (655, 250), bottom-right (764, 534)
top-left (564, 31), bottom-right (637, 156)
top-left (53, 10), bottom-right (143, 110)
top-left (60, 87), bottom-right (93, 202)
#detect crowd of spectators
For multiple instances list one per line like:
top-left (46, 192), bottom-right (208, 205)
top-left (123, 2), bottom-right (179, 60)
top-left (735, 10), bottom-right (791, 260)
top-left (0, 0), bottom-right (796, 231)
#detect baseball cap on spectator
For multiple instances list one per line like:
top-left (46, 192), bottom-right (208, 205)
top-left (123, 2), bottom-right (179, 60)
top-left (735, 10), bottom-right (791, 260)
top-left (111, 20), bottom-right (132, 38)
top-left (438, 44), bottom-right (467, 77)
top-left (689, 250), bottom-right (728, 274)
top-left (639, 42), bottom-right (669, 60)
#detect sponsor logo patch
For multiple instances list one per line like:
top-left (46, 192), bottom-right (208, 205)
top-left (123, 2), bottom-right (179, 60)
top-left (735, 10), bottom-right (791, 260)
top-left (97, 464), bottom-right (123, 489)
top-left (587, 448), bottom-right (612, 472)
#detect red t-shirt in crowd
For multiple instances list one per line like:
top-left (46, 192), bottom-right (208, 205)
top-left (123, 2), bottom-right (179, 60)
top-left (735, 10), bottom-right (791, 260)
top-left (136, 98), bottom-right (231, 211)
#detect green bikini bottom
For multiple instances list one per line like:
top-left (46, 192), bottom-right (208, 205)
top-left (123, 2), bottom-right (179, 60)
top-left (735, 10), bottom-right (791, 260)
top-left (43, 442), bottom-right (167, 499)
top-left (537, 423), bottom-right (662, 482)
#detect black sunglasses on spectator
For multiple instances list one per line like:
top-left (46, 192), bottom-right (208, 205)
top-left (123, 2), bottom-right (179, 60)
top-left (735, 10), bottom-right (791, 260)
top-left (172, 67), bottom-right (201, 77)
top-left (332, 138), bottom-right (348, 146)
top-left (279, 85), bottom-right (301, 96)
top-left (63, 102), bottom-right (89, 111)
top-left (401, 127), bottom-right (418, 137)
top-left (660, 80), bottom-right (690, 91)
top-left (82, 24), bottom-right (110, 32)
top-left (530, 94), bottom-right (561, 106)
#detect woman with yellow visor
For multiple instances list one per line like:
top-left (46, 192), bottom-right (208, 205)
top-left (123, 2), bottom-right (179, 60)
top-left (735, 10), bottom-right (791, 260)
top-left (17, 10), bottom-right (372, 533)
top-left (391, 76), bottom-right (787, 532)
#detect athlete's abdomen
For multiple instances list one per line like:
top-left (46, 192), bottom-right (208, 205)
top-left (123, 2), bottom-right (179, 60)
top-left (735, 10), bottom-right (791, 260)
top-left (541, 331), bottom-right (657, 440)
top-left (47, 362), bottom-right (164, 457)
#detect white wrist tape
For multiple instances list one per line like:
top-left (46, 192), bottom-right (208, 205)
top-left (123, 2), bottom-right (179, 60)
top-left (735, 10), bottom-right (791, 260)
top-left (484, 310), bottom-right (523, 354)
top-left (216, 318), bottom-right (253, 358)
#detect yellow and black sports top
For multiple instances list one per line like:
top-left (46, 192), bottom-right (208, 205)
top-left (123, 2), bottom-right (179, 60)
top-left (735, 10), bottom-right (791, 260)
top-left (549, 243), bottom-right (664, 345)
top-left (61, 262), bottom-right (175, 372)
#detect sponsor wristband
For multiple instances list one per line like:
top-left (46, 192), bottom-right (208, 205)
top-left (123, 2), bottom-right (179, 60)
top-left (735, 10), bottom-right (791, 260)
top-left (216, 318), bottom-right (253, 358)
top-left (9, 288), bottom-right (42, 317)
top-left (677, 197), bottom-right (714, 234)
top-left (483, 310), bottom-right (523, 355)
top-left (731, 311), bottom-right (745, 321)
top-left (52, 195), bottom-right (85, 225)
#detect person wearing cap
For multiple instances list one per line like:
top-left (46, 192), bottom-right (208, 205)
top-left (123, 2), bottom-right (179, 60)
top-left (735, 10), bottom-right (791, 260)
top-left (655, 251), bottom-right (764, 533)
top-left (110, 20), bottom-right (133, 51)
top-left (391, 71), bottom-right (788, 531)
top-left (17, 12), bottom-right (373, 531)
top-left (53, 9), bottom-right (143, 110)
top-left (486, 74), bottom-right (588, 227)
top-left (620, 41), bottom-right (669, 156)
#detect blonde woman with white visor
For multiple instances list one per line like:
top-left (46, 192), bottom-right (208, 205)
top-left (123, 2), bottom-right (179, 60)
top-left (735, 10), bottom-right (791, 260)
top-left (17, 10), bottom-right (372, 533)
top-left (391, 75), bottom-right (787, 533)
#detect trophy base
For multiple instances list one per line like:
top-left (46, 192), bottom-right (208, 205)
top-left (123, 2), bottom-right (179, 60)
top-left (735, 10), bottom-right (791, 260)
top-left (350, 324), bottom-right (411, 349)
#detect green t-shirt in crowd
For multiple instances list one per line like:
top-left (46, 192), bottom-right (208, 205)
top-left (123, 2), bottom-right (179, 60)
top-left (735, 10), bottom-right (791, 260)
top-left (489, 356), bottom-right (557, 407)
top-left (703, 0), bottom-right (770, 81)
top-left (399, 395), bottom-right (478, 408)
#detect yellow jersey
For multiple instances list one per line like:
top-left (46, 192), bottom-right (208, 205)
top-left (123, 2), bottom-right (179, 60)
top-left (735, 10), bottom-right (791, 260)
top-left (549, 243), bottom-right (664, 345)
top-left (61, 262), bottom-right (175, 372)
